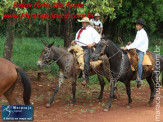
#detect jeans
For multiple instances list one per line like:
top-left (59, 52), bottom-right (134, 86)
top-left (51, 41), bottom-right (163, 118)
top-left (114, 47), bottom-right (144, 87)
top-left (136, 50), bottom-right (144, 81)
top-left (82, 46), bottom-right (91, 82)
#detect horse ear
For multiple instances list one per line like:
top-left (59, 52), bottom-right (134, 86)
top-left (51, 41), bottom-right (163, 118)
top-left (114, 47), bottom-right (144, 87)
top-left (48, 42), bottom-right (54, 48)
top-left (41, 40), bottom-right (47, 46)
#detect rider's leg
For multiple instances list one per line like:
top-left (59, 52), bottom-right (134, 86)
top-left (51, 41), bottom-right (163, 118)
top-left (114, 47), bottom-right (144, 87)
top-left (82, 47), bottom-right (91, 85)
top-left (136, 49), bottom-right (144, 87)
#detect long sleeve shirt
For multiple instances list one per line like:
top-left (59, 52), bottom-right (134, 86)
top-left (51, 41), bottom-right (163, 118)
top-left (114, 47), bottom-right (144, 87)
top-left (75, 25), bottom-right (100, 46)
top-left (90, 19), bottom-right (103, 28)
top-left (126, 28), bottom-right (149, 53)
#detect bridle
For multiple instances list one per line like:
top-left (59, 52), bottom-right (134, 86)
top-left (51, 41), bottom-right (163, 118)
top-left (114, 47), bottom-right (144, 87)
top-left (93, 39), bottom-right (109, 58)
top-left (42, 47), bottom-right (66, 66)
top-left (42, 47), bottom-right (52, 63)
top-left (92, 39), bottom-right (125, 86)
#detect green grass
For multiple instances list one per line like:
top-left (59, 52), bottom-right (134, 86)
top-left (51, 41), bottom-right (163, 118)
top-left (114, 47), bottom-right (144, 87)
top-left (0, 36), bottom-right (64, 76)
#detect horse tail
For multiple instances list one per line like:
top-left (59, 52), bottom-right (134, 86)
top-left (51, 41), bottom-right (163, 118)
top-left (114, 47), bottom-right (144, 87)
top-left (16, 68), bottom-right (31, 105)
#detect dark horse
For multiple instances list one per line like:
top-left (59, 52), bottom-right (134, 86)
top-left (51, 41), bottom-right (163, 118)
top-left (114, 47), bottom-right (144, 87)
top-left (0, 58), bottom-right (31, 105)
top-left (92, 39), bottom-right (163, 111)
top-left (37, 41), bottom-right (111, 108)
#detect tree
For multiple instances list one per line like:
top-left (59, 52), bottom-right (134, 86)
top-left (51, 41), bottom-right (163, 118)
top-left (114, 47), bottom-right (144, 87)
top-left (64, 7), bottom-right (72, 47)
top-left (0, 0), bottom-right (17, 60)
top-left (103, 0), bottom-right (163, 42)
top-left (77, 0), bottom-right (122, 22)
top-left (0, 0), bottom-right (28, 60)
top-left (3, 13), bottom-right (15, 60)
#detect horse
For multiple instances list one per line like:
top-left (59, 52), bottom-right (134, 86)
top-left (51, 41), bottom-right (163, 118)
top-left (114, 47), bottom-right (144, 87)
top-left (37, 41), bottom-right (113, 108)
top-left (0, 58), bottom-right (31, 105)
top-left (93, 24), bottom-right (101, 34)
top-left (92, 39), bottom-right (163, 111)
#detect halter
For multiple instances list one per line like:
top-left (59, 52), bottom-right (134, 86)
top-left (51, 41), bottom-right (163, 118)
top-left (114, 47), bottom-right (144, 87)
top-left (42, 47), bottom-right (66, 65)
top-left (43, 47), bottom-right (52, 63)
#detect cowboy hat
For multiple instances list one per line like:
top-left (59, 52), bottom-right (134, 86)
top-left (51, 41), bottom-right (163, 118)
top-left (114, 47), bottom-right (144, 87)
top-left (94, 13), bottom-right (100, 17)
top-left (136, 18), bottom-right (145, 26)
top-left (78, 17), bottom-right (93, 26)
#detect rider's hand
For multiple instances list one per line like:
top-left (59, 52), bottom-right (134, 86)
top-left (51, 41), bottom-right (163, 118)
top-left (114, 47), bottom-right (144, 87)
top-left (87, 44), bottom-right (92, 49)
top-left (121, 47), bottom-right (127, 50)
top-left (71, 40), bottom-right (76, 45)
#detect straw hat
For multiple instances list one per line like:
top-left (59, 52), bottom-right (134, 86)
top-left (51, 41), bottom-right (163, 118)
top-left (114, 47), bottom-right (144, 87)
top-left (94, 13), bottom-right (100, 17)
top-left (78, 17), bottom-right (93, 26)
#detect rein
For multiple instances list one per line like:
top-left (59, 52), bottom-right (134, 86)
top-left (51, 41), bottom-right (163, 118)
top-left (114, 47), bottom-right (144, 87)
top-left (92, 39), bottom-right (125, 84)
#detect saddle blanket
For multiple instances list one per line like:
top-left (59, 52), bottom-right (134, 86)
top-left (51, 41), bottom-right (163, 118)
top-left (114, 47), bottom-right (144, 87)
top-left (127, 49), bottom-right (154, 72)
top-left (68, 45), bottom-right (102, 70)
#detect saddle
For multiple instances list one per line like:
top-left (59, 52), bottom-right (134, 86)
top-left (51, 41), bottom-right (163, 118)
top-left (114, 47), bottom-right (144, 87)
top-left (68, 45), bottom-right (102, 70)
top-left (127, 49), bottom-right (155, 72)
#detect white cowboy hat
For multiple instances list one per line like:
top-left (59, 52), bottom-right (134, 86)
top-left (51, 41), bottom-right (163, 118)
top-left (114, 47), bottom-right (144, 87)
top-left (94, 13), bottom-right (100, 17)
top-left (78, 17), bottom-right (93, 26)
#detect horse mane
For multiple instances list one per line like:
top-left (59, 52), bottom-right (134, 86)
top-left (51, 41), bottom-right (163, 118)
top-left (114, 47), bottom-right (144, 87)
top-left (107, 39), bottom-right (126, 54)
top-left (52, 46), bottom-right (72, 55)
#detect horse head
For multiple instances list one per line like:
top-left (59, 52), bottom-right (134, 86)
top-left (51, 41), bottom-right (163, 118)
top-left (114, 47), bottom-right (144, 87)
top-left (92, 39), bottom-right (108, 61)
top-left (37, 41), bottom-right (54, 68)
top-left (93, 24), bottom-right (101, 34)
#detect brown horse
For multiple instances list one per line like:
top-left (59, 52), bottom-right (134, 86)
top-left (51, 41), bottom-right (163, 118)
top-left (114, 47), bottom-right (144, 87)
top-left (0, 58), bottom-right (31, 105)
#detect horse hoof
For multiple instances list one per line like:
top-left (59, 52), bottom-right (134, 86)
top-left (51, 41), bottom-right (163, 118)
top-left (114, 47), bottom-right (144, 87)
top-left (127, 105), bottom-right (131, 109)
top-left (46, 103), bottom-right (51, 108)
top-left (103, 107), bottom-right (109, 112)
top-left (70, 103), bottom-right (74, 106)
top-left (98, 96), bottom-right (102, 100)
top-left (148, 103), bottom-right (153, 107)
top-left (148, 100), bottom-right (153, 107)
top-left (113, 95), bottom-right (118, 100)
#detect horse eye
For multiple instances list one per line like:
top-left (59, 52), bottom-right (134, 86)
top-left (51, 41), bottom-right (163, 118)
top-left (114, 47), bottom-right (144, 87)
top-left (44, 52), bottom-right (47, 54)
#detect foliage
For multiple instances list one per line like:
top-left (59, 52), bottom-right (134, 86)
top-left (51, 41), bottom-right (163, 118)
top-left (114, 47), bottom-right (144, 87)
top-left (115, 0), bottom-right (163, 34)
top-left (77, 0), bottom-right (122, 22)
top-left (0, 36), bottom-right (63, 71)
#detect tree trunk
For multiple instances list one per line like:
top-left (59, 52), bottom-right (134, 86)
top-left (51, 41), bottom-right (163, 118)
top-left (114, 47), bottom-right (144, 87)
top-left (46, 21), bottom-right (49, 38)
top-left (58, 18), bottom-right (61, 36)
top-left (64, 7), bottom-right (72, 47)
top-left (3, 17), bottom-right (15, 61)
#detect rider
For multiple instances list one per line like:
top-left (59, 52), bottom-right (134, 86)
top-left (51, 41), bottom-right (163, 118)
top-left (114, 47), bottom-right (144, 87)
top-left (90, 13), bottom-right (103, 36)
top-left (121, 18), bottom-right (149, 88)
top-left (71, 17), bottom-right (100, 85)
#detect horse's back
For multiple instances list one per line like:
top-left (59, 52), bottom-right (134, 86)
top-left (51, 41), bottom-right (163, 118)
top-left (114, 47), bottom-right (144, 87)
top-left (0, 58), bottom-right (18, 96)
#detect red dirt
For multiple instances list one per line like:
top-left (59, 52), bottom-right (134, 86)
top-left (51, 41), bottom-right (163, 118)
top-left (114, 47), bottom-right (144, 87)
top-left (0, 75), bottom-right (163, 122)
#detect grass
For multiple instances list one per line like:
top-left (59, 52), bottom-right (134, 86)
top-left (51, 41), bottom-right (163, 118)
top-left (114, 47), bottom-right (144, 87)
top-left (0, 36), bottom-right (63, 75)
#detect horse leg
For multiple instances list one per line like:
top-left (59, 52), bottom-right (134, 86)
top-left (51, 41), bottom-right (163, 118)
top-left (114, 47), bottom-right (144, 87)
top-left (4, 83), bottom-right (18, 105)
top-left (161, 72), bottom-right (163, 87)
top-left (71, 77), bottom-right (76, 105)
top-left (97, 75), bottom-right (105, 100)
top-left (46, 71), bottom-right (64, 108)
top-left (146, 76), bottom-right (156, 106)
top-left (125, 82), bottom-right (132, 108)
top-left (104, 81), bottom-right (116, 111)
